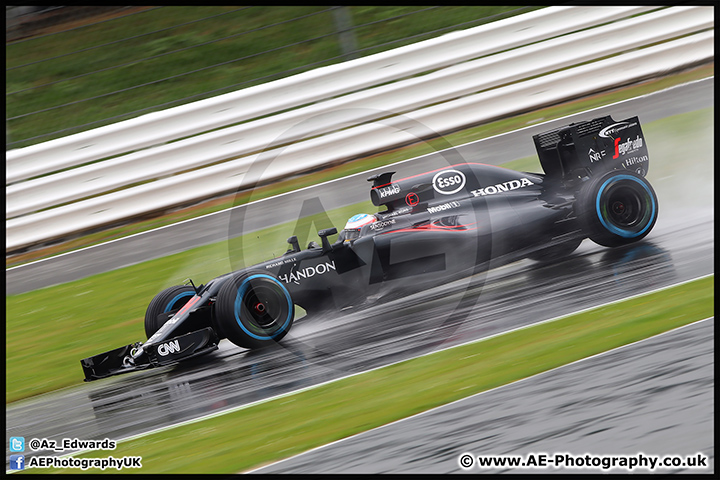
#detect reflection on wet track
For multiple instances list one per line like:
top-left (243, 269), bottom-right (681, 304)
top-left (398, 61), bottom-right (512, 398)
top-left (6, 214), bottom-right (711, 464)
top-left (6, 80), bottom-right (714, 472)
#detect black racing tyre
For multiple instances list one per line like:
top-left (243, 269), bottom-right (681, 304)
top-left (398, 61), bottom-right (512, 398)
top-left (144, 285), bottom-right (196, 338)
top-left (214, 272), bottom-right (295, 349)
top-left (575, 170), bottom-right (658, 248)
top-left (527, 236), bottom-right (583, 262)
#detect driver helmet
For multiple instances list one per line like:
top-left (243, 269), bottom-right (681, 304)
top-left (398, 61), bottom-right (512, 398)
top-left (341, 213), bottom-right (376, 243)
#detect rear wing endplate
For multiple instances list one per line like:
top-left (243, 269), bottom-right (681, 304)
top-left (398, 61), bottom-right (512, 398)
top-left (533, 115), bottom-right (649, 181)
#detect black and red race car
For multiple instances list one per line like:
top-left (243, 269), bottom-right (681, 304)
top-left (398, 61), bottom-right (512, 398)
top-left (81, 114), bottom-right (657, 381)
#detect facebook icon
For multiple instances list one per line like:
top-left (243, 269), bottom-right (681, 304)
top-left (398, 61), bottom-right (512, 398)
top-left (10, 455), bottom-right (25, 470)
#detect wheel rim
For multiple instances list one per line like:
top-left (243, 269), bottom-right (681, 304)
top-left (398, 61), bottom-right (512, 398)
top-left (242, 283), bottom-right (285, 329)
top-left (606, 186), bottom-right (643, 228)
top-left (596, 175), bottom-right (656, 238)
top-left (234, 275), bottom-right (293, 340)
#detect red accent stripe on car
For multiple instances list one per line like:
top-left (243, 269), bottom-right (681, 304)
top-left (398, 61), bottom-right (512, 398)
top-left (175, 295), bottom-right (201, 317)
top-left (383, 223), bottom-right (477, 234)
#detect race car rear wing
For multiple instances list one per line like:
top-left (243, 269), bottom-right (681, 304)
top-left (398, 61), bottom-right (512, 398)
top-left (533, 115), bottom-right (649, 183)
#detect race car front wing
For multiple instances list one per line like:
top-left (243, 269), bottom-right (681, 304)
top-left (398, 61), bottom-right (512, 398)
top-left (80, 327), bottom-right (219, 382)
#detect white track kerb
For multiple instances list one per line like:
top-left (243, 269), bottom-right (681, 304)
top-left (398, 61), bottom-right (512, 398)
top-left (45, 273), bottom-right (712, 466)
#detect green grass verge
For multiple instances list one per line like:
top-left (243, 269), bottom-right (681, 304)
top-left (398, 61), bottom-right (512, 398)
top-left (5, 63), bottom-right (713, 268)
top-left (5, 201), bottom-right (371, 404)
top-left (32, 275), bottom-right (711, 474)
top-left (7, 6), bottom-right (531, 148)
top-left (5, 105), bottom-right (713, 404)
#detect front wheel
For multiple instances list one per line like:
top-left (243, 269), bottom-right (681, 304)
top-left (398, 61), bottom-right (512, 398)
top-left (214, 272), bottom-right (295, 349)
top-left (576, 171), bottom-right (658, 248)
top-left (144, 285), bottom-right (196, 338)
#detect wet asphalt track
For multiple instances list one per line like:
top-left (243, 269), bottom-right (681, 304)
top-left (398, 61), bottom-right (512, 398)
top-left (5, 78), bottom-right (714, 472)
top-left (5, 77), bottom-right (713, 296)
top-left (254, 318), bottom-right (714, 474)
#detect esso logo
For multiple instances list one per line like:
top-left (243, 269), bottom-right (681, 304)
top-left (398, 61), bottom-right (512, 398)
top-left (432, 169), bottom-right (466, 195)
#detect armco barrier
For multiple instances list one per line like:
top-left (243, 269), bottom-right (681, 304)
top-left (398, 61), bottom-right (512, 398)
top-left (5, 6), bottom-right (714, 251)
top-left (6, 6), bottom-right (711, 219)
top-left (6, 31), bottom-right (713, 250)
top-left (6, 6), bottom-right (655, 183)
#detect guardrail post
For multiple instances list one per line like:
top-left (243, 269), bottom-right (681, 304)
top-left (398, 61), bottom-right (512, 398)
top-left (332, 6), bottom-right (359, 61)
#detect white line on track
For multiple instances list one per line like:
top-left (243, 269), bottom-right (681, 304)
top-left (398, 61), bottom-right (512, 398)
top-left (8, 312), bottom-right (710, 476)
top-left (247, 315), bottom-right (715, 473)
top-left (41, 272), bottom-right (712, 467)
top-left (7, 77), bottom-right (712, 272)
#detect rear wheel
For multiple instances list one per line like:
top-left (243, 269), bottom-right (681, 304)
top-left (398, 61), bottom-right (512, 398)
top-left (214, 272), bottom-right (294, 349)
top-left (576, 171), bottom-right (658, 247)
top-left (144, 285), bottom-right (196, 338)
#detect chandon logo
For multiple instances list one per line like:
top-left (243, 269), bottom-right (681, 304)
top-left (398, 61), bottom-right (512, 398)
top-left (157, 340), bottom-right (181, 356)
top-left (279, 261), bottom-right (336, 285)
top-left (471, 178), bottom-right (534, 197)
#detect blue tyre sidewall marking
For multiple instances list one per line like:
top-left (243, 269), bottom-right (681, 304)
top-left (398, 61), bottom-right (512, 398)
top-left (234, 274), bottom-right (293, 340)
top-left (163, 291), bottom-right (195, 313)
top-left (596, 174), bottom-right (656, 238)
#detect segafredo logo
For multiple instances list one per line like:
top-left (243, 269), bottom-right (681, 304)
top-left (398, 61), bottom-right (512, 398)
top-left (617, 135), bottom-right (643, 156)
top-left (432, 169), bottom-right (466, 195)
top-left (471, 178), bottom-right (534, 197)
top-left (377, 183), bottom-right (400, 198)
top-left (279, 261), bottom-right (336, 285)
top-left (157, 340), bottom-right (181, 356)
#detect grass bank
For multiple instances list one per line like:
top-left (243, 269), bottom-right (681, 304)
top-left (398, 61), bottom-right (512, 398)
top-left (5, 105), bottom-right (713, 403)
top-left (5, 201), bottom-right (369, 403)
top-left (7, 6), bottom-right (530, 148)
top-left (41, 276), bottom-right (713, 474)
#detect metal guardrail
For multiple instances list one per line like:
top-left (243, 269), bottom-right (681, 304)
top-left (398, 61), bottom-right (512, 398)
top-left (7, 6), bottom-right (654, 183)
top-left (5, 6), bottom-right (714, 251)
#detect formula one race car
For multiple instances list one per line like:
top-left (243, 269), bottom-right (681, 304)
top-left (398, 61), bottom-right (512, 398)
top-left (81, 114), bottom-right (657, 381)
